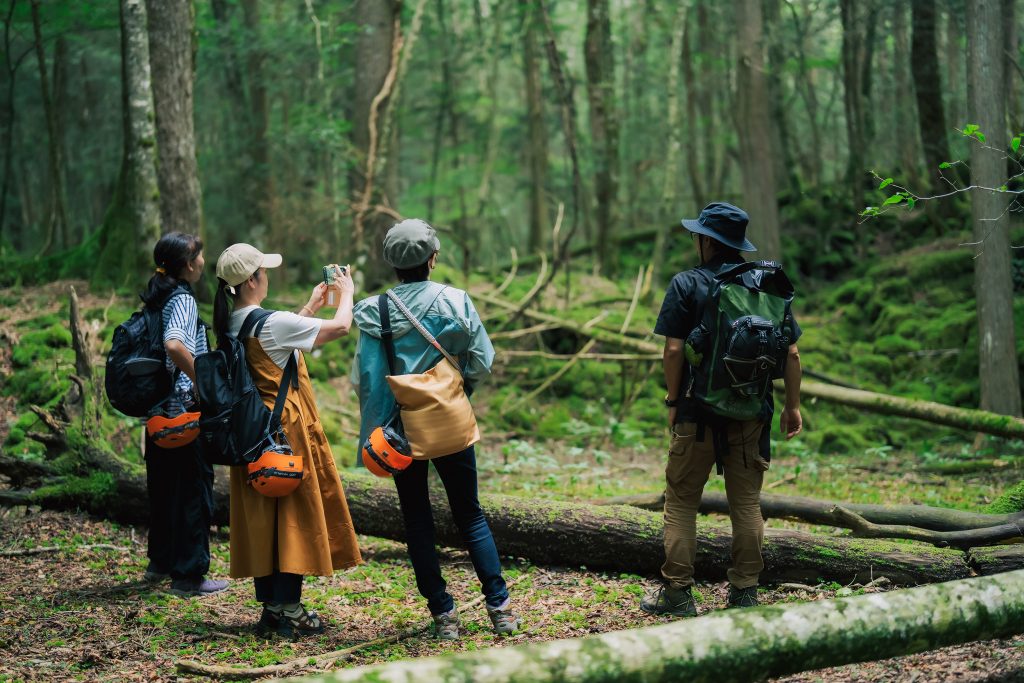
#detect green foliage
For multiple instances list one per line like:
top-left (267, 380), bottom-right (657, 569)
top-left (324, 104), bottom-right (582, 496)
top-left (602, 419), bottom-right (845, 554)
top-left (985, 481), bottom-right (1024, 514)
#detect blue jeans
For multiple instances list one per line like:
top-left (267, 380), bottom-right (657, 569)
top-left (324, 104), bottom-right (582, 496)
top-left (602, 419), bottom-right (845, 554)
top-left (392, 446), bottom-right (509, 615)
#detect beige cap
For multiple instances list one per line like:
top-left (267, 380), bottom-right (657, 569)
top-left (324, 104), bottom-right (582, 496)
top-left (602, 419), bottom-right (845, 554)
top-left (216, 243), bottom-right (283, 287)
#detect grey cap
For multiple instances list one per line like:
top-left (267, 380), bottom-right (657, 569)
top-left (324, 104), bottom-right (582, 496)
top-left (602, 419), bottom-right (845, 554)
top-left (383, 219), bottom-right (441, 269)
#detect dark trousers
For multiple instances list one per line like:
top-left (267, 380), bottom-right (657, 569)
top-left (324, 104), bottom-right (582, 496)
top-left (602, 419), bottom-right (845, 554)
top-left (145, 438), bottom-right (214, 580)
top-left (392, 446), bottom-right (509, 615)
top-left (253, 571), bottom-right (303, 604)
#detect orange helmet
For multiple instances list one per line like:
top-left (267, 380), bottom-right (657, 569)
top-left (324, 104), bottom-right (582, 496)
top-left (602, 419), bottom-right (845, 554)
top-left (247, 443), bottom-right (303, 497)
top-left (146, 411), bottom-right (201, 449)
top-left (361, 425), bottom-right (412, 477)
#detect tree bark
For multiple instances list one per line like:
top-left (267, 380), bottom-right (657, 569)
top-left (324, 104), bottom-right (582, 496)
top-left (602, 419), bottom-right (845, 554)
top-left (95, 0), bottom-right (162, 281)
top-left (584, 0), bottom-right (619, 275)
top-left (146, 0), bottom-right (202, 236)
top-left (241, 0), bottom-right (272, 242)
top-left (911, 0), bottom-right (953, 189)
top-left (734, 0), bottom-right (782, 259)
top-left (967, 0), bottom-right (1023, 418)
top-left (30, 0), bottom-right (68, 255)
top-left (295, 571), bottom-right (1024, 683)
top-left (839, 0), bottom-right (872, 210)
top-left (969, 545), bottom-right (1024, 575)
top-left (892, 0), bottom-right (923, 188)
top-left (522, 0), bottom-right (548, 255)
top-left (1, 0), bottom-right (32, 242)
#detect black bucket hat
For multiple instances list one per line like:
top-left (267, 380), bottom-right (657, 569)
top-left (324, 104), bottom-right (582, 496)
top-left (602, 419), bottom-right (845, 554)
top-left (681, 202), bottom-right (758, 252)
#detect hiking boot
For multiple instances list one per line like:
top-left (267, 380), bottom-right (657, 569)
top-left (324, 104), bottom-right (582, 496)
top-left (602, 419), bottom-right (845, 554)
top-left (143, 563), bottom-right (169, 582)
top-left (640, 585), bottom-right (697, 617)
top-left (432, 608), bottom-right (461, 640)
top-left (486, 599), bottom-right (519, 635)
top-left (169, 578), bottom-right (230, 597)
top-left (277, 605), bottom-right (325, 640)
top-left (254, 607), bottom-right (280, 638)
top-left (727, 584), bottom-right (759, 608)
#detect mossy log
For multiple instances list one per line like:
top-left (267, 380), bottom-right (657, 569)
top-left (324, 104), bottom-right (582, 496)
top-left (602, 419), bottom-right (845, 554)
top-left (283, 570), bottom-right (1024, 683)
top-left (596, 490), bottom-right (1024, 532)
top-left (338, 471), bottom-right (969, 585)
top-left (968, 545), bottom-right (1024, 576)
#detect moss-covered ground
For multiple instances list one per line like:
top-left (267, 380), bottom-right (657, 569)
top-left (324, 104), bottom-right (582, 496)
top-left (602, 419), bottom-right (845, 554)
top-left (2, 230), bottom-right (1024, 680)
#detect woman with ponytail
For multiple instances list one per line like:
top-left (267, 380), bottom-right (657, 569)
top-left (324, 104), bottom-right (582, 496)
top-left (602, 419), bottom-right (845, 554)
top-left (213, 243), bottom-right (362, 639)
top-left (142, 232), bottom-right (229, 597)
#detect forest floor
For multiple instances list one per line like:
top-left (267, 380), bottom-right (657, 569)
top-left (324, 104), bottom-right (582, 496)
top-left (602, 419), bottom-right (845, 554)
top-left (2, 506), bottom-right (1024, 682)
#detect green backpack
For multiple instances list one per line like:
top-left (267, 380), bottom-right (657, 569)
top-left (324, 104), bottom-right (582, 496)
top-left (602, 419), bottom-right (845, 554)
top-left (684, 260), bottom-right (795, 421)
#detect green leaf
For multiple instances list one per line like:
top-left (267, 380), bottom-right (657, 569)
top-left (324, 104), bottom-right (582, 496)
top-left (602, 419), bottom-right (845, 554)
top-left (976, 132), bottom-right (986, 143)
top-left (907, 197), bottom-right (916, 210)
top-left (1012, 137), bottom-right (1021, 153)
top-left (939, 162), bottom-right (951, 169)
top-left (882, 194), bottom-right (904, 206)
top-left (879, 178), bottom-right (893, 190)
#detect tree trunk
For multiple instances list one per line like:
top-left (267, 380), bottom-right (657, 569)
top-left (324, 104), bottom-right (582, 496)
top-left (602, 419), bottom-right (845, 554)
top-left (1005, 0), bottom-right (1022, 133)
top-left (523, 0), bottom-right (548, 255)
top-left (734, 0), bottom-right (782, 259)
top-left (95, 0), bottom-right (162, 281)
top-left (291, 571), bottom-right (1024, 683)
top-left (839, 0), bottom-right (871, 210)
top-left (241, 0), bottom-right (272, 242)
top-left (967, 0), bottom-right (1023, 419)
top-left (1, 0), bottom-right (29, 240)
top-left (584, 0), bottom-right (618, 275)
top-left (30, 0), bottom-right (68, 255)
top-left (893, 0), bottom-right (923, 187)
top-left (911, 0), bottom-right (953, 188)
top-left (351, 0), bottom-right (398, 287)
top-left (145, 0), bottom-right (203, 236)
top-left (763, 0), bottom-right (800, 198)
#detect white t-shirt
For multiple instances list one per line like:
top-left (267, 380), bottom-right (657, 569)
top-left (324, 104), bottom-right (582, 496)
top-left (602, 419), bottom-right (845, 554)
top-left (229, 305), bottom-right (323, 369)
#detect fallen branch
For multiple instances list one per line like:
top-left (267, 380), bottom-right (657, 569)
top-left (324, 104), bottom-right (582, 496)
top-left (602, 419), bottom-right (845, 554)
top-left (291, 570), bottom-right (1024, 683)
top-left (0, 543), bottom-right (134, 557)
top-left (832, 505), bottom-right (1024, 549)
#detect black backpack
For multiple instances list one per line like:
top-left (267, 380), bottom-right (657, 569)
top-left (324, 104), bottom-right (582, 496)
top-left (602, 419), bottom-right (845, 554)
top-left (193, 309), bottom-right (297, 467)
top-left (104, 285), bottom-right (190, 418)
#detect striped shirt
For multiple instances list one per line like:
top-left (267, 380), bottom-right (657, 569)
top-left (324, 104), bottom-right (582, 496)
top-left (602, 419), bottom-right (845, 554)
top-left (162, 292), bottom-right (208, 403)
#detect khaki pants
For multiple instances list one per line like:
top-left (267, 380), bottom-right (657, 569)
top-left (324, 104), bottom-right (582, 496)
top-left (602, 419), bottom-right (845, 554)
top-left (662, 420), bottom-right (767, 590)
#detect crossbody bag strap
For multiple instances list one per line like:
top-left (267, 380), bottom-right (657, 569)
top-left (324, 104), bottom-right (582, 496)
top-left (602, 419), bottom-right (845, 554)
top-left (385, 289), bottom-right (461, 372)
top-left (378, 293), bottom-right (398, 375)
top-left (269, 353), bottom-right (298, 432)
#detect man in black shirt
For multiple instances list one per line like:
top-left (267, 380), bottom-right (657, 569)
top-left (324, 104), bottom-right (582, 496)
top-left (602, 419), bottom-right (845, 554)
top-left (642, 202), bottom-right (803, 617)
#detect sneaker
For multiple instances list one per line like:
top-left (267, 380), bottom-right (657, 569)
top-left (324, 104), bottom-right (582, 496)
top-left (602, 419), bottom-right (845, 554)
top-left (727, 584), bottom-right (759, 608)
top-left (486, 600), bottom-right (519, 635)
top-left (640, 585), bottom-right (697, 617)
top-left (255, 607), bottom-right (280, 638)
top-left (277, 605), bottom-right (325, 639)
top-left (432, 608), bottom-right (461, 640)
top-left (143, 564), bottom-right (169, 582)
top-left (169, 578), bottom-right (230, 597)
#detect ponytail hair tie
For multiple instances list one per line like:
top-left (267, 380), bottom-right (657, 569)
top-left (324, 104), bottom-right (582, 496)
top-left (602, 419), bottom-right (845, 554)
top-left (155, 267), bottom-right (167, 274)
top-left (226, 285), bottom-right (236, 295)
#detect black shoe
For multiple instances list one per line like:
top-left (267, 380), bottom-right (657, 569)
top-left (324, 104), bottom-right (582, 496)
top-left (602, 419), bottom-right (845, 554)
top-left (255, 607), bottom-right (280, 638)
top-left (727, 584), bottom-right (759, 608)
top-left (640, 585), bottom-right (697, 617)
top-left (277, 605), bottom-right (325, 639)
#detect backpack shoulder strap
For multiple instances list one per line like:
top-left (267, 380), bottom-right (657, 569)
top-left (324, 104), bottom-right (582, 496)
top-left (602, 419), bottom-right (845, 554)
top-left (238, 308), bottom-right (273, 340)
top-left (378, 294), bottom-right (397, 376)
top-left (715, 260), bottom-right (783, 283)
top-left (269, 353), bottom-right (298, 432)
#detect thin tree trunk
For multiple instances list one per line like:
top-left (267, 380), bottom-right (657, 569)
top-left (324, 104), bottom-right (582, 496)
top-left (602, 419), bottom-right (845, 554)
top-left (146, 0), bottom-right (203, 236)
top-left (764, 0), bottom-right (801, 197)
top-left (1004, 0), bottom-right (1022, 134)
top-left (893, 0), bottom-right (923, 187)
top-left (734, 0), bottom-right (782, 259)
top-left (30, 0), bottom-right (68, 255)
top-left (95, 0), bottom-right (161, 280)
top-left (912, 0), bottom-right (953, 190)
top-left (967, 0), bottom-right (1023, 418)
top-left (523, 0), bottom-right (548, 255)
top-left (584, 0), bottom-right (618, 275)
top-left (52, 34), bottom-right (70, 247)
top-left (241, 0), bottom-right (272, 242)
top-left (786, 0), bottom-right (823, 187)
top-left (275, 571), bottom-right (1024, 683)
top-left (840, 0), bottom-right (870, 210)
top-left (0, 0), bottom-right (31, 240)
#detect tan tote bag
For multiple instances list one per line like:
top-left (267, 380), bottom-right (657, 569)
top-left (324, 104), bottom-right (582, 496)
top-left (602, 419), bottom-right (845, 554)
top-left (383, 290), bottom-right (480, 459)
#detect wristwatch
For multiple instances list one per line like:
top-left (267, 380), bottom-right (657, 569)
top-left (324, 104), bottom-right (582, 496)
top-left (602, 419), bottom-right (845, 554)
top-left (664, 394), bottom-right (679, 408)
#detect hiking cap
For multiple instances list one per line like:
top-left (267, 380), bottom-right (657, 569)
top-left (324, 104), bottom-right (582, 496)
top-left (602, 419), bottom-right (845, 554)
top-left (681, 202), bottom-right (758, 252)
top-left (216, 243), bottom-right (283, 286)
top-left (383, 219), bottom-right (441, 269)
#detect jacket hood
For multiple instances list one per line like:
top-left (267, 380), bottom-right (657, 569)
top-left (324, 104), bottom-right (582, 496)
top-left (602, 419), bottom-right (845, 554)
top-left (353, 281), bottom-right (450, 340)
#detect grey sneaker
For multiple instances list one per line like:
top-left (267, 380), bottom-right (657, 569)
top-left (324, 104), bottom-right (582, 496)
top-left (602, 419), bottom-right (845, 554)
top-left (432, 608), bottom-right (461, 640)
top-left (640, 585), bottom-right (697, 617)
top-left (727, 584), bottom-right (759, 608)
top-left (169, 578), bottom-right (230, 597)
top-left (486, 600), bottom-right (519, 635)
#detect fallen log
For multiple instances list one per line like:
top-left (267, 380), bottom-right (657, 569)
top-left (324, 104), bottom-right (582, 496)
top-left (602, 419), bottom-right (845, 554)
top-left (594, 490), bottom-right (1024, 532)
top-left (338, 472), bottom-right (969, 585)
top-left (280, 570), bottom-right (1024, 683)
top-left (969, 545), bottom-right (1024, 576)
top-left (830, 506), bottom-right (1024, 549)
